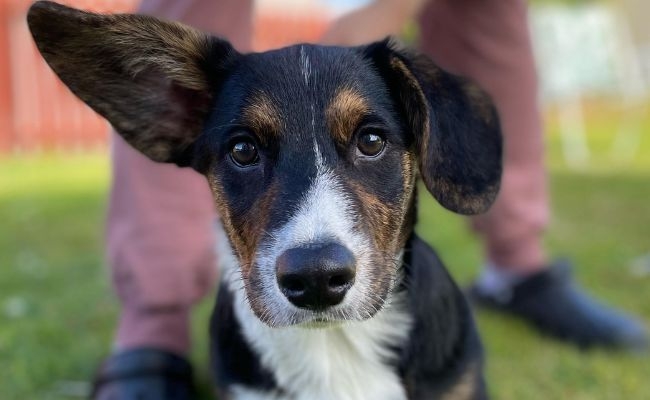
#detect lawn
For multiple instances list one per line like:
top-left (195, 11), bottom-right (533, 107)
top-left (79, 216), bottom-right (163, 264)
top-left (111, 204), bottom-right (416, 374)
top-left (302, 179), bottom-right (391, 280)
top-left (1, 104), bottom-right (649, 399)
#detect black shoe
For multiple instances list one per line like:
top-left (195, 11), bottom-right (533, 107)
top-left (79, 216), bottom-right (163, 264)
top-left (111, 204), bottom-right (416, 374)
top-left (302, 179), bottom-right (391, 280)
top-left (468, 259), bottom-right (648, 351)
top-left (91, 348), bottom-right (195, 400)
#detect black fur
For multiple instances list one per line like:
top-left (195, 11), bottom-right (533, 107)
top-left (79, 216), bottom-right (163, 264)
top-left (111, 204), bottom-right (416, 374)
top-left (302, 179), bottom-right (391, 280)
top-left (363, 39), bottom-right (502, 215)
top-left (210, 284), bottom-right (279, 396)
top-left (399, 236), bottom-right (486, 399)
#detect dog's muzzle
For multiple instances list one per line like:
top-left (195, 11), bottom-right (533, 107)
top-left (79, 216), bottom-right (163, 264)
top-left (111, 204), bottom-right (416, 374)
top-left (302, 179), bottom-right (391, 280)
top-left (275, 242), bottom-right (356, 311)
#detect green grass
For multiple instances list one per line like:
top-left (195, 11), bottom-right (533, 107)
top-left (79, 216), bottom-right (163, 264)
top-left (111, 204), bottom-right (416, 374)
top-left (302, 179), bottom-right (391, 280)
top-left (1, 107), bottom-right (649, 398)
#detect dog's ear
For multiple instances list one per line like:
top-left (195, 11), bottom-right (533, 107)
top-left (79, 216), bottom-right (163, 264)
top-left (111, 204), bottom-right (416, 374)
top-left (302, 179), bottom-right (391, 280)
top-left (362, 39), bottom-right (502, 215)
top-left (27, 1), bottom-right (239, 166)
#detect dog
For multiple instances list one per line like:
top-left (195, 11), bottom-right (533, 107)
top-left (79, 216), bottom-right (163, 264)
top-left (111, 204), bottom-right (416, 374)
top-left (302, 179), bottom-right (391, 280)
top-left (28, 1), bottom-right (502, 399)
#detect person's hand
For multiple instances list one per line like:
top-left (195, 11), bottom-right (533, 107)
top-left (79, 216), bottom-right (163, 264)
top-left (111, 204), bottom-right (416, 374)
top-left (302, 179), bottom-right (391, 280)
top-left (321, 0), bottom-right (428, 46)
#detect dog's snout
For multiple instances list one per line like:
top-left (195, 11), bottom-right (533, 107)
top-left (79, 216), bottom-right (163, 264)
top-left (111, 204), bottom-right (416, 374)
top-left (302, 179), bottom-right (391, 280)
top-left (276, 243), bottom-right (356, 310)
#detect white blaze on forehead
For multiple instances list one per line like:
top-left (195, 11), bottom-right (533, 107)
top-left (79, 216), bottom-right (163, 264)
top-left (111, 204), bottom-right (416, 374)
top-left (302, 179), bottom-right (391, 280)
top-left (313, 137), bottom-right (324, 170)
top-left (300, 45), bottom-right (311, 85)
top-left (311, 103), bottom-right (323, 169)
top-left (304, 47), bottom-right (319, 166)
top-left (272, 170), bottom-right (359, 248)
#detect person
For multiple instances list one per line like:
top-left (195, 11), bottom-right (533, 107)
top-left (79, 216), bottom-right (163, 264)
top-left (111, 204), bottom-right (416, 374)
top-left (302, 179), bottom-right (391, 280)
top-left (321, 0), bottom-right (648, 349)
top-left (93, 0), bottom-right (647, 398)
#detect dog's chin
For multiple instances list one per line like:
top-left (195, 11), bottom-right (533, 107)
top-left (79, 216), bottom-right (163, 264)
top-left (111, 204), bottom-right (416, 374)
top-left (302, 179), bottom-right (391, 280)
top-left (257, 313), bottom-right (377, 329)
top-left (248, 297), bottom-right (389, 329)
top-left (297, 318), bottom-right (345, 329)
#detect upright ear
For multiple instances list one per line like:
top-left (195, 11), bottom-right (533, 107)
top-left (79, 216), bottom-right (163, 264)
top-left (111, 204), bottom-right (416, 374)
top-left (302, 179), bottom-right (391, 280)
top-left (27, 1), bottom-right (239, 165)
top-left (362, 39), bottom-right (502, 215)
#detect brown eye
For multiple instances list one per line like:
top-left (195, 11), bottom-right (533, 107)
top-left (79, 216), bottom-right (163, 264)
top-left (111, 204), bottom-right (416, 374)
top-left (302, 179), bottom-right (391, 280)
top-left (230, 140), bottom-right (259, 166)
top-left (357, 132), bottom-right (385, 157)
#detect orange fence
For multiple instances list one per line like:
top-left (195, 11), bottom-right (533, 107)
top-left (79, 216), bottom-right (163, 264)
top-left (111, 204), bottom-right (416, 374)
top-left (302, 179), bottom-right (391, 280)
top-left (0, 0), bottom-right (330, 153)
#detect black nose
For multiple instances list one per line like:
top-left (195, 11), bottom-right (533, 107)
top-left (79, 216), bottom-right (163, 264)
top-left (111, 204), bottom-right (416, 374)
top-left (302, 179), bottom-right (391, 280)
top-left (276, 243), bottom-right (356, 310)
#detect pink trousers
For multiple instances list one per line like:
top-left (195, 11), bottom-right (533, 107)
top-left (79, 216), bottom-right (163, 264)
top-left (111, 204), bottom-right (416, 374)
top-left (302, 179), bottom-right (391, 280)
top-left (107, 0), bottom-right (548, 353)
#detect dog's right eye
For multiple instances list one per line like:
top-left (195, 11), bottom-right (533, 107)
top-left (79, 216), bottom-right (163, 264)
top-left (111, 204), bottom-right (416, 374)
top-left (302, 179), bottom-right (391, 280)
top-left (230, 140), bottom-right (259, 167)
top-left (356, 132), bottom-right (385, 157)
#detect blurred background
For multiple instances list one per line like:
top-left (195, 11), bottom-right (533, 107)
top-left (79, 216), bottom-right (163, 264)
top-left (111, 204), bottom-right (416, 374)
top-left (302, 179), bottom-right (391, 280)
top-left (0, 0), bottom-right (649, 399)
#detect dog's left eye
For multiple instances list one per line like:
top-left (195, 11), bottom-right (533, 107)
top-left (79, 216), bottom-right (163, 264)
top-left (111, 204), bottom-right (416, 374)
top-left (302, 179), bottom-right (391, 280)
top-left (230, 140), bottom-right (259, 167)
top-left (357, 132), bottom-right (385, 157)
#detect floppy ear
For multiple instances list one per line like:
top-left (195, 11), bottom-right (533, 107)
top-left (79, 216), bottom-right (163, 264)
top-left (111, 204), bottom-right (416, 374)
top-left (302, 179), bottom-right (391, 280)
top-left (363, 39), bottom-right (502, 215)
top-left (27, 1), bottom-right (239, 165)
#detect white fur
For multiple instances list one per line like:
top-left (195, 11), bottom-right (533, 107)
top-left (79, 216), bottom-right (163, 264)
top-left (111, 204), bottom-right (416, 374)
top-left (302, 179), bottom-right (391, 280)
top-left (229, 385), bottom-right (283, 400)
top-left (300, 46), bottom-right (312, 85)
top-left (217, 233), bottom-right (412, 400)
top-left (312, 104), bottom-right (321, 167)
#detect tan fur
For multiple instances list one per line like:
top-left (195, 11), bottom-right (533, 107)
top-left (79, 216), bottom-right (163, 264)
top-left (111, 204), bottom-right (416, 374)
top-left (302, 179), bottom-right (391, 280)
top-left (241, 92), bottom-right (283, 143)
top-left (207, 174), bottom-right (237, 255)
top-left (389, 57), bottom-right (431, 168)
top-left (237, 184), bottom-right (278, 279)
top-left (462, 82), bottom-right (495, 126)
top-left (326, 88), bottom-right (370, 144)
top-left (429, 179), bottom-right (500, 217)
top-left (106, 16), bottom-right (213, 91)
top-left (440, 364), bottom-right (478, 400)
top-left (31, 4), bottom-right (213, 90)
top-left (209, 172), bottom-right (277, 281)
top-left (401, 152), bottom-right (416, 203)
top-left (348, 181), bottom-right (402, 252)
top-left (397, 152), bottom-right (417, 248)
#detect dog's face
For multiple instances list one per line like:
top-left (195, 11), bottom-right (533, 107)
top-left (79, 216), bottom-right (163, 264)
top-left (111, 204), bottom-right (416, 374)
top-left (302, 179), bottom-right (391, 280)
top-left (29, 1), bottom-right (502, 327)
top-left (203, 46), bottom-right (420, 326)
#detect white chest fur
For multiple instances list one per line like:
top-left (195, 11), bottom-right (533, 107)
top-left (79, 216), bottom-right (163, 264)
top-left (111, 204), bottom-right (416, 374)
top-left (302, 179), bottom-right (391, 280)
top-left (233, 287), bottom-right (412, 400)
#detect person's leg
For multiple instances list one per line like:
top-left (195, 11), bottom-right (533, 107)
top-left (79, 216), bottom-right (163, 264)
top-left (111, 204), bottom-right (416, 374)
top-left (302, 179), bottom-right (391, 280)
top-left (419, 0), bottom-right (547, 274)
top-left (108, 135), bottom-right (218, 355)
top-left (419, 0), bottom-right (646, 350)
top-left (107, 0), bottom-right (253, 357)
top-left (94, 1), bottom-right (253, 398)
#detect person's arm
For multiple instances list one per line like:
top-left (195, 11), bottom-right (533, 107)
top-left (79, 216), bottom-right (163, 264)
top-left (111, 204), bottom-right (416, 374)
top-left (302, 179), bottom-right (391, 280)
top-left (321, 0), bottom-right (429, 46)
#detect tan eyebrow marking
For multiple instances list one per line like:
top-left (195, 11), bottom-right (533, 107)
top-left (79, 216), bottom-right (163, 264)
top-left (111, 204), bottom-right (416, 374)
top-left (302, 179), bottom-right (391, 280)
top-left (208, 174), bottom-right (278, 278)
top-left (241, 92), bottom-right (282, 144)
top-left (326, 88), bottom-right (370, 144)
top-left (348, 181), bottom-right (400, 251)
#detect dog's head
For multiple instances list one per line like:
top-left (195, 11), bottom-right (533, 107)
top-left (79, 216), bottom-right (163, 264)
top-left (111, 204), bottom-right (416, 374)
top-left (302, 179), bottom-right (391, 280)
top-left (29, 1), bottom-right (502, 327)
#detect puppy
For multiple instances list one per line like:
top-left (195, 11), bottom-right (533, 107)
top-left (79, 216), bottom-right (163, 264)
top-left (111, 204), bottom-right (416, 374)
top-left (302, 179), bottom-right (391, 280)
top-left (28, 2), bottom-right (502, 399)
